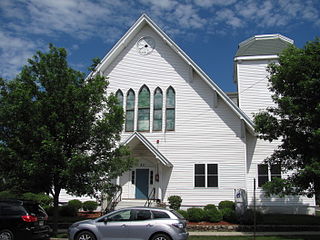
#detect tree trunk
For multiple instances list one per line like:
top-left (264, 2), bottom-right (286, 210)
top-left (52, 188), bottom-right (61, 236)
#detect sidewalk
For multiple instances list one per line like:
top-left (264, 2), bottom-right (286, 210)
top-left (51, 231), bottom-right (320, 240)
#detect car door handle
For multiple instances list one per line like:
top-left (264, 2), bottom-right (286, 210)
top-left (121, 224), bottom-right (126, 228)
top-left (146, 224), bottom-right (153, 227)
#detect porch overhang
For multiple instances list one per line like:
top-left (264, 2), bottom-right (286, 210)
top-left (122, 132), bottom-right (173, 168)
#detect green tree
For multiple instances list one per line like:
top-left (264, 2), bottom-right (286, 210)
top-left (254, 38), bottom-right (320, 200)
top-left (0, 44), bottom-right (135, 233)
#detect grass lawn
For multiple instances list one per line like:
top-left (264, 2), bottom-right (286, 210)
top-left (189, 236), bottom-right (320, 240)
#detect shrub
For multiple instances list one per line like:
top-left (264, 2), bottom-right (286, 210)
top-left (204, 206), bottom-right (222, 222)
top-left (218, 200), bottom-right (235, 210)
top-left (220, 208), bottom-right (237, 223)
top-left (240, 209), bottom-right (263, 225)
top-left (82, 201), bottom-right (98, 212)
top-left (187, 208), bottom-right (205, 222)
top-left (204, 204), bottom-right (218, 211)
top-left (177, 210), bottom-right (188, 219)
top-left (68, 199), bottom-right (82, 211)
top-left (21, 192), bottom-right (53, 208)
top-left (59, 205), bottom-right (77, 217)
top-left (0, 190), bottom-right (18, 199)
top-left (167, 195), bottom-right (182, 210)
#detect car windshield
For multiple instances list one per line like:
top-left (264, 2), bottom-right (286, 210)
top-left (170, 210), bottom-right (185, 219)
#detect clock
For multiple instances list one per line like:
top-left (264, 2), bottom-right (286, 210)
top-left (137, 36), bottom-right (155, 55)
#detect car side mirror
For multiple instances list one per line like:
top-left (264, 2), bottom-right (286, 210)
top-left (103, 217), bottom-right (109, 223)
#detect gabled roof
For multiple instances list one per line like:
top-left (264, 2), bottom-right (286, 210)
top-left (235, 34), bottom-right (293, 57)
top-left (123, 132), bottom-right (173, 167)
top-left (93, 14), bottom-right (255, 133)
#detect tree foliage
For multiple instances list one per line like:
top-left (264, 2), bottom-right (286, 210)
top-left (254, 38), bottom-right (320, 198)
top-left (0, 44), bottom-right (135, 232)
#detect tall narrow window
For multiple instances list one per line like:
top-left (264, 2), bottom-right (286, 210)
top-left (270, 165), bottom-right (281, 180)
top-left (153, 87), bottom-right (163, 131)
top-left (207, 164), bottom-right (218, 187)
top-left (166, 87), bottom-right (175, 131)
top-left (138, 85), bottom-right (150, 131)
top-left (194, 164), bottom-right (205, 187)
top-left (115, 89), bottom-right (123, 107)
top-left (125, 89), bottom-right (135, 132)
top-left (258, 164), bottom-right (268, 187)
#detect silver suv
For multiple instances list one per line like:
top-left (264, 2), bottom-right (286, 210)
top-left (68, 207), bottom-right (188, 240)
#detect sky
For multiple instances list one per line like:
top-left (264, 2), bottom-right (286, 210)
top-left (0, 0), bottom-right (319, 92)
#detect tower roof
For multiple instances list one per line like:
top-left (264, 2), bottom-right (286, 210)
top-left (235, 34), bottom-right (293, 57)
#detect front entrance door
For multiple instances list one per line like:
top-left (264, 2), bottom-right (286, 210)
top-left (135, 169), bottom-right (149, 199)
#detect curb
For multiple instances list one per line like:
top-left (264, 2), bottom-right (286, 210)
top-left (50, 231), bottom-right (320, 239)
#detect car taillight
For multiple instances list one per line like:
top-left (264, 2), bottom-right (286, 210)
top-left (21, 215), bottom-right (38, 222)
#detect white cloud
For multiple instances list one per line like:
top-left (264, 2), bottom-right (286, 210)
top-left (194, 0), bottom-right (236, 7)
top-left (216, 9), bottom-right (242, 28)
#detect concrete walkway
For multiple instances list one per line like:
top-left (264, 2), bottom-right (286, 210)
top-left (51, 231), bottom-right (320, 240)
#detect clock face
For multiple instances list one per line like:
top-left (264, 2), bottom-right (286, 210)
top-left (137, 36), bottom-right (155, 55)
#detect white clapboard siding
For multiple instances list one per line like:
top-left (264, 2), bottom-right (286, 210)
top-left (103, 25), bottom-right (246, 206)
top-left (237, 60), bottom-right (275, 120)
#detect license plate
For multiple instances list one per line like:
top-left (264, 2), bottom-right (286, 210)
top-left (39, 221), bottom-right (44, 226)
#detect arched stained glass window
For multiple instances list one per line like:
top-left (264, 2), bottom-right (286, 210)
top-left (153, 87), bottom-right (163, 131)
top-left (125, 89), bottom-right (135, 132)
top-left (115, 89), bottom-right (123, 107)
top-left (166, 87), bottom-right (175, 131)
top-left (138, 85), bottom-right (150, 131)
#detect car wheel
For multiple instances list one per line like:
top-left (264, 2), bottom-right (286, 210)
top-left (76, 231), bottom-right (96, 240)
top-left (0, 229), bottom-right (14, 240)
top-left (151, 233), bottom-right (171, 240)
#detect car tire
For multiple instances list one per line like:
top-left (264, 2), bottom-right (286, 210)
top-left (76, 231), bottom-right (97, 240)
top-left (0, 229), bottom-right (14, 240)
top-left (151, 233), bottom-right (171, 240)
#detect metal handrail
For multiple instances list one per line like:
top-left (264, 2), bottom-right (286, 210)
top-left (144, 188), bottom-right (156, 207)
top-left (105, 186), bottom-right (122, 213)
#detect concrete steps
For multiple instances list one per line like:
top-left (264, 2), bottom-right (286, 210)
top-left (115, 199), bottom-right (157, 209)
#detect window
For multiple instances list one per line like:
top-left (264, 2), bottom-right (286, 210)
top-left (138, 85), bottom-right (150, 131)
top-left (195, 164), bottom-right (218, 188)
top-left (153, 87), bottom-right (163, 131)
top-left (152, 211), bottom-right (170, 219)
top-left (131, 171), bottom-right (135, 184)
top-left (115, 89), bottom-right (123, 107)
top-left (125, 89), bottom-right (135, 132)
top-left (150, 170), bottom-right (154, 185)
top-left (258, 164), bottom-right (281, 187)
top-left (166, 87), bottom-right (175, 131)
top-left (134, 210), bottom-right (151, 221)
top-left (108, 209), bottom-right (132, 221)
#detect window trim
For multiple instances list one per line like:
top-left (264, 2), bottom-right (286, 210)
top-left (153, 87), bottom-right (163, 132)
top-left (257, 164), bottom-right (281, 188)
top-left (125, 89), bottom-right (135, 132)
top-left (137, 85), bottom-right (150, 132)
top-left (165, 86), bottom-right (175, 131)
top-left (115, 89), bottom-right (124, 107)
top-left (194, 163), bottom-right (219, 188)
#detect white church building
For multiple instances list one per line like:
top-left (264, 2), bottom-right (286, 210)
top-left (62, 14), bottom-right (316, 214)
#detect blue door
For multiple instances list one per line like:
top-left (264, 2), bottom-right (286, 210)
top-left (135, 169), bottom-right (149, 199)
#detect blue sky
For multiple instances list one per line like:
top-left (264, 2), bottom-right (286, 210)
top-left (0, 0), bottom-right (319, 92)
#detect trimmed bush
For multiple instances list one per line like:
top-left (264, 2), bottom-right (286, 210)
top-left (204, 206), bottom-right (222, 223)
top-left (204, 204), bottom-right (218, 211)
top-left (187, 208), bottom-right (205, 222)
top-left (220, 208), bottom-right (237, 223)
top-left (167, 195), bottom-right (182, 210)
top-left (177, 210), bottom-right (188, 219)
top-left (0, 190), bottom-right (18, 199)
top-left (21, 192), bottom-right (53, 208)
top-left (218, 200), bottom-right (235, 210)
top-left (68, 199), bottom-right (82, 211)
top-left (82, 201), bottom-right (98, 212)
top-left (59, 205), bottom-right (77, 217)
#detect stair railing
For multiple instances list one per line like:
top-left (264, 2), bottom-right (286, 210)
top-left (105, 186), bottom-right (122, 213)
top-left (144, 187), bottom-right (157, 207)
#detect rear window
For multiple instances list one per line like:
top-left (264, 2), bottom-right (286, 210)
top-left (0, 203), bottom-right (26, 216)
top-left (170, 210), bottom-right (185, 219)
top-left (23, 204), bottom-right (46, 217)
top-left (152, 210), bottom-right (170, 219)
